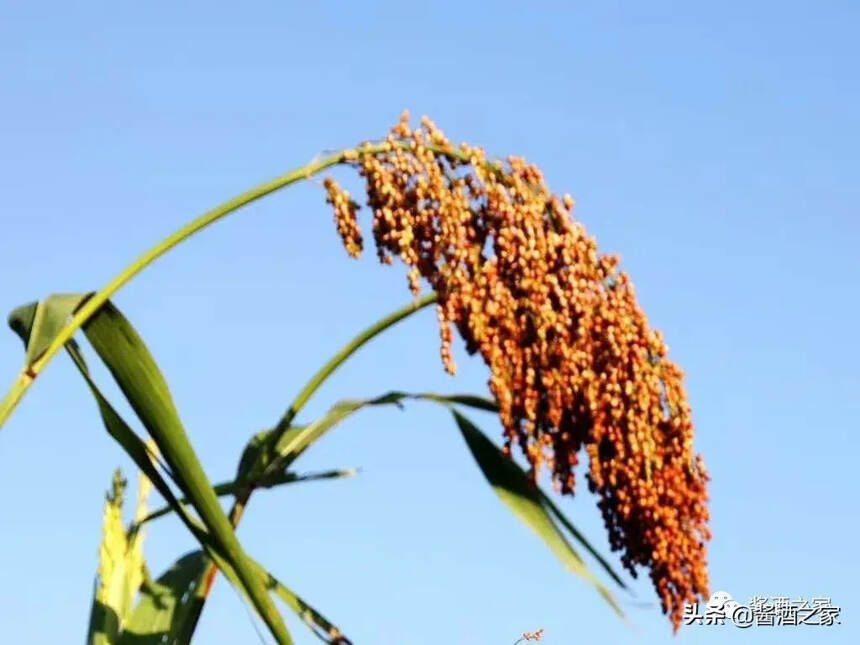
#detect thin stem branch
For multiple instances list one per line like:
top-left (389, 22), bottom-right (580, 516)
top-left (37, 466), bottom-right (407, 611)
top-left (190, 292), bottom-right (437, 624)
top-left (0, 135), bottom-right (487, 644)
top-left (277, 292), bottom-right (437, 435)
top-left (0, 140), bottom-right (473, 431)
top-left (0, 149), bottom-right (336, 427)
top-left (135, 468), bottom-right (357, 527)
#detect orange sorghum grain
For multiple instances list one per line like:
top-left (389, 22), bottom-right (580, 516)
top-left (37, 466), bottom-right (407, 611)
top-left (324, 112), bottom-right (710, 630)
top-left (323, 177), bottom-right (363, 258)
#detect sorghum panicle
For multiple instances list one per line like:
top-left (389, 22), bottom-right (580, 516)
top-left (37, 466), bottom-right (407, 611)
top-left (324, 112), bottom-right (710, 630)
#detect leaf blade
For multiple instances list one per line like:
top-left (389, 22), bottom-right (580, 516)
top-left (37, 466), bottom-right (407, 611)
top-left (80, 301), bottom-right (292, 644)
top-left (451, 410), bottom-right (624, 617)
top-left (137, 468), bottom-right (359, 528)
top-left (8, 293), bottom-right (91, 366)
top-left (538, 489), bottom-right (629, 590)
top-left (118, 551), bottom-right (210, 645)
top-left (264, 571), bottom-right (352, 645)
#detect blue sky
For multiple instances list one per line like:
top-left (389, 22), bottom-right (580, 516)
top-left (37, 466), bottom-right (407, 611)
top-left (1, 2), bottom-right (858, 643)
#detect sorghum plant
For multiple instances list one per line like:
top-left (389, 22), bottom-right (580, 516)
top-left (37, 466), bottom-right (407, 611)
top-left (0, 112), bottom-right (710, 643)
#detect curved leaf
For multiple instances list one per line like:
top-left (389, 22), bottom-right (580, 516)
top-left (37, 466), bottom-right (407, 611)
top-left (60, 338), bottom-right (304, 645)
top-left (66, 351), bottom-right (298, 644)
top-left (137, 468), bottom-right (358, 527)
top-left (265, 572), bottom-right (352, 645)
top-left (255, 391), bottom-right (498, 482)
top-left (80, 301), bottom-right (292, 644)
top-left (118, 551), bottom-right (210, 645)
top-left (415, 392), bottom-right (498, 413)
top-left (8, 293), bottom-right (90, 366)
top-left (64, 345), bottom-right (188, 532)
top-left (538, 490), bottom-right (629, 590)
top-left (240, 390), bottom-right (626, 618)
top-left (452, 410), bottom-right (624, 617)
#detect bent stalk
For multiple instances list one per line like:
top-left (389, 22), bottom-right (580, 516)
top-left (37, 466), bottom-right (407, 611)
top-left (0, 142), bottom-right (477, 430)
top-left (189, 293), bottom-right (437, 626)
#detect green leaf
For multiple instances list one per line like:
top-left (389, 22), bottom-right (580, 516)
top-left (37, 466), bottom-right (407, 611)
top-left (67, 348), bottom-right (292, 644)
top-left (124, 550), bottom-right (353, 645)
top-left (65, 345), bottom-right (185, 522)
top-left (256, 394), bottom-right (402, 482)
top-left (255, 391), bottom-right (498, 482)
top-left (118, 551), bottom-right (210, 645)
top-left (7, 302), bottom-right (37, 349)
top-left (264, 571), bottom-right (352, 644)
top-left (451, 410), bottom-right (624, 617)
top-left (235, 429), bottom-right (279, 484)
top-left (238, 389), bottom-right (624, 618)
top-left (137, 468), bottom-right (359, 528)
top-left (79, 301), bottom-right (292, 644)
top-left (8, 293), bottom-right (91, 365)
top-left (265, 400), bottom-right (371, 476)
top-left (60, 335), bottom-right (290, 645)
top-left (415, 392), bottom-right (498, 413)
top-left (538, 489), bottom-right (629, 590)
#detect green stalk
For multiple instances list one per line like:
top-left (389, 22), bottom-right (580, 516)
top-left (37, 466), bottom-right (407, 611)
top-left (0, 373), bottom-right (32, 429)
top-left (0, 149), bottom-right (349, 429)
top-left (153, 417), bottom-right (294, 645)
top-left (135, 468), bottom-right (357, 527)
top-left (243, 292), bottom-right (436, 518)
top-left (189, 293), bottom-right (438, 625)
top-left (277, 291), bottom-right (437, 433)
top-left (0, 135), bottom-right (483, 640)
top-left (0, 141), bottom-right (478, 431)
top-left (223, 293), bottom-right (436, 528)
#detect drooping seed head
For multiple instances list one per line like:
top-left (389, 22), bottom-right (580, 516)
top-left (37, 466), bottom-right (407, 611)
top-left (324, 114), bottom-right (710, 630)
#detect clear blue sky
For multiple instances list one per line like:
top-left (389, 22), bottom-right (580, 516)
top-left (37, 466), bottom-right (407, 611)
top-left (1, 2), bottom-right (857, 644)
